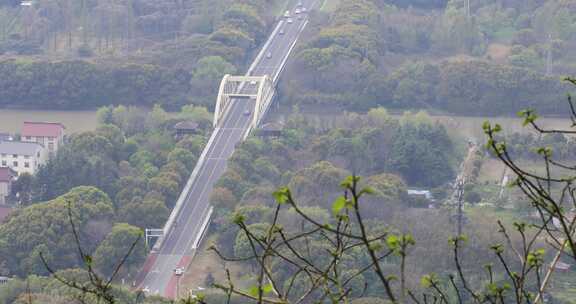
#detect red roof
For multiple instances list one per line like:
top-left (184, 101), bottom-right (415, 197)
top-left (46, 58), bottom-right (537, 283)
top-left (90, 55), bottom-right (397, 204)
top-left (21, 122), bottom-right (65, 138)
top-left (0, 168), bottom-right (15, 183)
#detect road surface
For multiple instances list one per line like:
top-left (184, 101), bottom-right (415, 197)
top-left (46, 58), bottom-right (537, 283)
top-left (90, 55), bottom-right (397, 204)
top-left (138, 0), bottom-right (315, 298)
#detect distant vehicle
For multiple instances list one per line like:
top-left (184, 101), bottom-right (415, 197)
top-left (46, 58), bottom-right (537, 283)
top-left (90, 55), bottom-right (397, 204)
top-left (284, 10), bottom-right (290, 18)
top-left (250, 80), bottom-right (257, 85)
top-left (174, 267), bottom-right (184, 276)
top-left (297, 1), bottom-right (303, 7)
top-left (298, 15), bottom-right (303, 20)
top-left (295, 8), bottom-right (301, 14)
top-left (266, 52), bottom-right (272, 58)
top-left (279, 28), bottom-right (285, 35)
top-left (302, 7), bottom-right (307, 12)
top-left (287, 18), bottom-right (293, 24)
top-left (243, 110), bottom-right (251, 116)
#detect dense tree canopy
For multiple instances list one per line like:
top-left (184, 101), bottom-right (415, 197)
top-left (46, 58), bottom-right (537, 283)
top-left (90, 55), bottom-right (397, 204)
top-left (0, 187), bottom-right (114, 276)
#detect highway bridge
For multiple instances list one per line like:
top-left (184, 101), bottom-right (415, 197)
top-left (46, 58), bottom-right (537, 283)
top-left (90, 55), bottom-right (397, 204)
top-left (137, 0), bottom-right (316, 298)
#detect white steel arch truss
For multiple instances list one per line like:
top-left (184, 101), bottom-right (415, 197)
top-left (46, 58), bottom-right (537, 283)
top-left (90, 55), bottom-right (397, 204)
top-left (213, 75), bottom-right (276, 131)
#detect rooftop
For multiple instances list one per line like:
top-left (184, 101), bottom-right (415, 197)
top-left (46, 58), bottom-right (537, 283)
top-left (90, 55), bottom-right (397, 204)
top-left (0, 168), bottom-right (16, 182)
top-left (0, 141), bottom-right (43, 156)
top-left (407, 189), bottom-right (434, 200)
top-left (260, 122), bottom-right (284, 131)
top-left (21, 121), bottom-right (65, 138)
top-left (174, 121), bottom-right (199, 130)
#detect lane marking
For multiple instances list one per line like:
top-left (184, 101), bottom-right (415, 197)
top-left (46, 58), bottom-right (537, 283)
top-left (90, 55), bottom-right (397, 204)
top-left (173, 102), bottom-right (247, 254)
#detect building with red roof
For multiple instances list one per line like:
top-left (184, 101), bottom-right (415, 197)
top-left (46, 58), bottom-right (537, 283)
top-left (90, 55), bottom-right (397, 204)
top-left (0, 167), bottom-right (16, 205)
top-left (21, 122), bottom-right (65, 158)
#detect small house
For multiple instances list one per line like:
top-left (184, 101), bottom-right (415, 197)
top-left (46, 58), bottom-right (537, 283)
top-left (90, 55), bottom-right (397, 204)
top-left (21, 121), bottom-right (65, 158)
top-left (257, 122), bottom-right (284, 138)
top-left (407, 189), bottom-right (434, 200)
top-left (0, 141), bottom-right (46, 175)
top-left (174, 121), bottom-right (199, 138)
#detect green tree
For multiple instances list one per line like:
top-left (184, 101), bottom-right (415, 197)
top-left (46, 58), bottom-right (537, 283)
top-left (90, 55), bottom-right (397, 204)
top-left (93, 223), bottom-right (145, 278)
top-left (0, 187), bottom-right (114, 276)
top-left (168, 148), bottom-right (197, 171)
top-left (192, 56), bottom-right (237, 94)
top-left (210, 187), bottom-right (237, 210)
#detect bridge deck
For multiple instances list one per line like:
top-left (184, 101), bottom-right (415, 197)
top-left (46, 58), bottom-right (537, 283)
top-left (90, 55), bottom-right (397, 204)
top-left (137, 0), bottom-right (316, 297)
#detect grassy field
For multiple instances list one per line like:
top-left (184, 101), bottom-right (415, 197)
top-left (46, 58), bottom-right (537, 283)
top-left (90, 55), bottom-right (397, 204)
top-left (0, 109), bottom-right (99, 134)
top-left (426, 115), bottom-right (573, 143)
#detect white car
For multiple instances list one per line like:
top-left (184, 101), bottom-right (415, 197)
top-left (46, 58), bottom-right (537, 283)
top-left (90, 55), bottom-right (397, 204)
top-left (297, 1), bottom-right (303, 7)
top-left (284, 10), bottom-right (290, 18)
top-left (266, 52), bottom-right (272, 58)
top-left (250, 80), bottom-right (257, 85)
top-left (279, 28), bottom-right (285, 35)
top-left (174, 267), bottom-right (184, 275)
top-left (287, 18), bottom-right (293, 24)
top-left (295, 8), bottom-right (301, 14)
top-left (302, 7), bottom-right (307, 12)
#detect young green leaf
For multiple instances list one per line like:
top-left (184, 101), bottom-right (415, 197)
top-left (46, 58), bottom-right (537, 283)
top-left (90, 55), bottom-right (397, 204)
top-left (332, 196), bottom-right (346, 216)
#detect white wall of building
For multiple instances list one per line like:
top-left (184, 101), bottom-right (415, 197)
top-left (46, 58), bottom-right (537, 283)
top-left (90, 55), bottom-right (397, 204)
top-left (22, 135), bottom-right (62, 158)
top-left (0, 149), bottom-right (45, 175)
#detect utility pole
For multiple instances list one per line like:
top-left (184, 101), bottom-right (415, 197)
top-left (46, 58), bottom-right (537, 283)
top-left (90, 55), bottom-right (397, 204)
top-left (546, 34), bottom-right (553, 76)
top-left (81, 0), bottom-right (88, 46)
top-left (456, 180), bottom-right (464, 236)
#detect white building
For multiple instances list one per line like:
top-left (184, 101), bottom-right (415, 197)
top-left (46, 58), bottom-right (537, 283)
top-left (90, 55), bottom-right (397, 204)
top-left (21, 122), bottom-right (65, 158)
top-left (0, 141), bottom-right (46, 175)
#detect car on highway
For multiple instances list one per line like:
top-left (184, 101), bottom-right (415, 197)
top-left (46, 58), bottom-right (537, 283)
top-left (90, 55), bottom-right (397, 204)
top-left (266, 52), bottom-right (272, 58)
top-left (243, 110), bottom-right (251, 116)
top-left (284, 10), bottom-right (290, 18)
top-left (287, 18), bottom-right (293, 24)
top-left (174, 267), bottom-right (184, 275)
top-left (302, 7), bottom-right (307, 12)
top-left (250, 80), bottom-right (257, 85)
top-left (279, 28), bottom-right (285, 35)
top-left (295, 8), bottom-right (301, 14)
top-left (298, 15), bottom-right (303, 20)
top-left (297, 1), bottom-right (303, 7)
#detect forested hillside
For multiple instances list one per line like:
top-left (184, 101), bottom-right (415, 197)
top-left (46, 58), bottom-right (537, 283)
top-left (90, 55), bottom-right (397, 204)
top-left (280, 0), bottom-right (576, 115)
top-left (3, 1), bottom-right (576, 303)
top-left (1, 0), bottom-right (574, 114)
top-left (0, 0), bottom-right (288, 109)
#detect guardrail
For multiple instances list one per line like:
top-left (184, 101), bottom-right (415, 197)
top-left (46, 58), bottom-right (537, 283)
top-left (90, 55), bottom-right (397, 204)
top-left (273, 19), bottom-right (308, 83)
top-left (153, 127), bottom-right (221, 250)
top-left (247, 20), bottom-right (285, 77)
top-left (192, 206), bottom-right (214, 250)
top-left (154, 2), bottom-right (312, 252)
